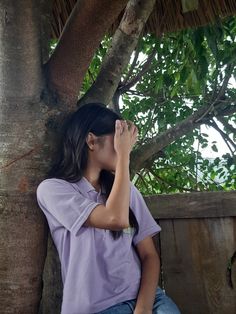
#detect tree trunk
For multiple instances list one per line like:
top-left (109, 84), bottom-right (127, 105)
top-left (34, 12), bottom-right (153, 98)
top-left (38, 234), bottom-right (63, 314)
top-left (78, 0), bottom-right (156, 107)
top-left (0, 0), bottom-right (134, 313)
top-left (46, 0), bottom-right (129, 106)
top-left (0, 0), bottom-right (48, 313)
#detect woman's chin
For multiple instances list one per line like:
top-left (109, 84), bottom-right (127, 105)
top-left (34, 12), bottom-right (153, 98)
top-left (102, 165), bottom-right (116, 173)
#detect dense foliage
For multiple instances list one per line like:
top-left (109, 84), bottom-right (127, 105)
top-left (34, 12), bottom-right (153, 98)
top-left (53, 17), bottom-right (236, 194)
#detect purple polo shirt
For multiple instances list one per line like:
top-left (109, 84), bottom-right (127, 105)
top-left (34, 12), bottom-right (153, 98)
top-left (36, 176), bottom-right (161, 314)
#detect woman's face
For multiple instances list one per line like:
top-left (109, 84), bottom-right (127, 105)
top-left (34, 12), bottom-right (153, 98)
top-left (96, 134), bottom-right (117, 171)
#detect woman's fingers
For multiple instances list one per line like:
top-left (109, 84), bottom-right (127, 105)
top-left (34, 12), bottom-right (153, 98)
top-left (122, 120), bottom-right (128, 133)
top-left (115, 119), bottom-right (138, 142)
top-left (114, 119), bottom-right (138, 155)
top-left (133, 125), bottom-right (138, 136)
top-left (115, 120), bottom-right (122, 134)
top-left (115, 120), bottom-right (122, 135)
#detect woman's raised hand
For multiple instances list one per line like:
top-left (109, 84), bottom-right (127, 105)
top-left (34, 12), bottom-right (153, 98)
top-left (114, 119), bottom-right (138, 158)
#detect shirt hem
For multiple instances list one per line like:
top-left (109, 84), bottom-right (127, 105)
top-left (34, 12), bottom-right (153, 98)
top-left (90, 291), bottom-right (139, 314)
top-left (61, 290), bottom-right (140, 314)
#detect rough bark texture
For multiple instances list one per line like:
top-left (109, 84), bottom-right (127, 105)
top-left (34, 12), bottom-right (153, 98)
top-left (38, 234), bottom-right (63, 314)
top-left (0, 1), bottom-right (48, 313)
top-left (0, 0), bottom-right (43, 100)
top-left (78, 0), bottom-right (156, 107)
top-left (46, 0), bottom-right (129, 106)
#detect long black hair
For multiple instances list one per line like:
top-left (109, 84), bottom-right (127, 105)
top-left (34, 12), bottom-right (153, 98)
top-left (46, 103), bottom-right (139, 240)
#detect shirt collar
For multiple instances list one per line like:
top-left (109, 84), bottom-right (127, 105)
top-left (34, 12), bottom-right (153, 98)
top-left (76, 176), bottom-right (106, 195)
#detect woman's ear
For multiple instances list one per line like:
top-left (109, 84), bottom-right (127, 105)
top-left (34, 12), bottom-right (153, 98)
top-left (86, 132), bottom-right (98, 151)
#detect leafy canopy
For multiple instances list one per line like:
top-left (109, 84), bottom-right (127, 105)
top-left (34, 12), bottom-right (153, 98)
top-left (51, 17), bottom-right (236, 194)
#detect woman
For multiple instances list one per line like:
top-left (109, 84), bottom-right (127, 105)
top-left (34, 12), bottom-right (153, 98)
top-left (36, 103), bottom-right (181, 314)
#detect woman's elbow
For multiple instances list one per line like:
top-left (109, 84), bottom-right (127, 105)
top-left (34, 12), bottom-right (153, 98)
top-left (109, 216), bottom-right (129, 231)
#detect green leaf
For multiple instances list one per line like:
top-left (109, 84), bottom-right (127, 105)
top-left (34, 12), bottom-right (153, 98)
top-left (211, 144), bottom-right (218, 152)
top-left (180, 66), bottom-right (189, 83)
top-left (154, 76), bottom-right (163, 93)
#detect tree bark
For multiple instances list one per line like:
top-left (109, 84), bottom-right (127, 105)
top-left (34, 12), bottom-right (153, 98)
top-left (0, 0), bottom-right (43, 100)
top-left (78, 0), bottom-right (156, 107)
top-left (0, 1), bottom-right (48, 313)
top-left (46, 0), bottom-right (129, 107)
top-left (38, 234), bottom-right (63, 314)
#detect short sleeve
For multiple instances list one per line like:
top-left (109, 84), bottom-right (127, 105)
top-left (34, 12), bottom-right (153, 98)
top-left (36, 179), bottom-right (102, 236)
top-left (130, 182), bottom-right (161, 246)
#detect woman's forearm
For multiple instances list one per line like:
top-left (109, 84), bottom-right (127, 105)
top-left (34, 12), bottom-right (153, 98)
top-left (134, 254), bottom-right (160, 313)
top-left (106, 156), bottom-right (130, 226)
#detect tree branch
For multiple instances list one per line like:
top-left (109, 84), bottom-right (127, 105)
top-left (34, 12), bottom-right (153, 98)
top-left (122, 35), bottom-right (142, 86)
top-left (218, 63), bottom-right (236, 100)
top-left (217, 103), bottom-right (236, 116)
top-left (216, 116), bottom-right (236, 135)
top-left (119, 47), bottom-right (156, 93)
top-left (135, 169), bottom-right (153, 194)
top-left (147, 168), bottom-right (199, 192)
top-left (195, 62), bottom-right (235, 123)
top-left (78, 0), bottom-right (156, 107)
top-left (130, 100), bottom-right (236, 174)
top-left (207, 120), bottom-right (236, 154)
top-left (110, 89), bottom-right (121, 114)
top-left (45, 0), bottom-right (129, 106)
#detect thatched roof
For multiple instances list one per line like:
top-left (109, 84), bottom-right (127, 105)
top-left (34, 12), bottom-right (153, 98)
top-left (51, 0), bottom-right (236, 39)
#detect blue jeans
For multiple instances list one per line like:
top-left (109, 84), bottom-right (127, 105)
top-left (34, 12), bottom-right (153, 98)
top-left (96, 286), bottom-right (181, 313)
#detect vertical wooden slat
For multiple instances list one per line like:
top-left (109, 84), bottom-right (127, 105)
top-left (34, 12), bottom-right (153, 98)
top-left (159, 217), bottom-right (236, 314)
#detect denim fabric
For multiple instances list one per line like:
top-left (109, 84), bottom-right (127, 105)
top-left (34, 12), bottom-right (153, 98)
top-left (96, 286), bottom-right (181, 314)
